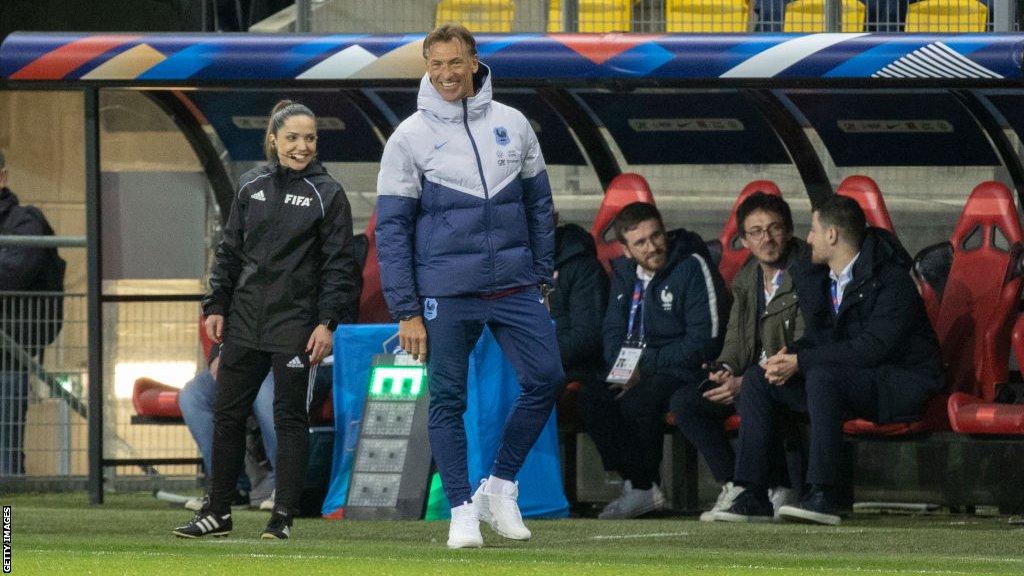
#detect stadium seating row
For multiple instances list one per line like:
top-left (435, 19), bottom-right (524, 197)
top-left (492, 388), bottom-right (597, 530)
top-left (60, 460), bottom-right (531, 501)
top-left (436, 0), bottom-right (989, 33)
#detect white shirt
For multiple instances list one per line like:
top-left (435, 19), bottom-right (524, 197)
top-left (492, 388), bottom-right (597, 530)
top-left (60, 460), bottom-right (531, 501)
top-left (764, 268), bottom-right (784, 305)
top-left (829, 252), bottom-right (861, 309)
top-left (636, 265), bottom-right (655, 291)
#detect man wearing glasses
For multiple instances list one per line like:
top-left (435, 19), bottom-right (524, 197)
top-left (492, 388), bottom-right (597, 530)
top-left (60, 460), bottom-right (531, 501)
top-left (672, 192), bottom-right (808, 522)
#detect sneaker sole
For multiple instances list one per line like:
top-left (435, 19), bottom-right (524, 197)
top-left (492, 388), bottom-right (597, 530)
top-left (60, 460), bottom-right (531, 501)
top-left (260, 533), bottom-right (288, 540)
top-left (712, 511), bottom-right (773, 523)
top-left (173, 530), bottom-right (230, 539)
top-left (447, 539), bottom-right (484, 549)
top-left (777, 506), bottom-right (841, 526)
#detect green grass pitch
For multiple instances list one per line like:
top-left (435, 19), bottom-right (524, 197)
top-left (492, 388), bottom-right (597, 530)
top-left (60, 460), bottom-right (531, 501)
top-left (4, 492), bottom-right (1024, 575)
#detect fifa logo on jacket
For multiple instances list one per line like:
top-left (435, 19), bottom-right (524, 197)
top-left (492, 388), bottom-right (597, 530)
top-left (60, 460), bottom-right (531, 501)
top-left (284, 194), bottom-right (313, 207)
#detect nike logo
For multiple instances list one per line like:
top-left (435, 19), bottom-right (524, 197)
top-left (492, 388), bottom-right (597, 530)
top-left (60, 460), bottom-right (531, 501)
top-left (434, 140), bottom-right (448, 150)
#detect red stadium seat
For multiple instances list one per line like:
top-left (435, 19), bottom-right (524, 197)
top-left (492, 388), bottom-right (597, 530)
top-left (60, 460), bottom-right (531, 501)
top-left (710, 180), bottom-right (782, 290)
top-left (358, 212), bottom-right (393, 324)
top-left (590, 173), bottom-right (655, 273)
top-left (837, 175), bottom-right (896, 233)
top-left (934, 182), bottom-right (1024, 435)
top-left (132, 377), bottom-right (184, 419)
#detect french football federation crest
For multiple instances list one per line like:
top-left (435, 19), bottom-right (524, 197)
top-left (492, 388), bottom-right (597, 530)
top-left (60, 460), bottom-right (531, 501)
top-left (660, 286), bottom-right (674, 311)
top-left (494, 126), bottom-right (510, 146)
top-left (424, 298), bottom-right (438, 321)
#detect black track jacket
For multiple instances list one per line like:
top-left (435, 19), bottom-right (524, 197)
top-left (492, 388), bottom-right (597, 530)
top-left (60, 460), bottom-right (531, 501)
top-left (202, 160), bottom-right (360, 354)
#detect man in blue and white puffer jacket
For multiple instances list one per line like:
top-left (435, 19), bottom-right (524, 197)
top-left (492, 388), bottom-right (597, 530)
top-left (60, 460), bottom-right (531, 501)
top-left (375, 24), bottom-right (564, 549)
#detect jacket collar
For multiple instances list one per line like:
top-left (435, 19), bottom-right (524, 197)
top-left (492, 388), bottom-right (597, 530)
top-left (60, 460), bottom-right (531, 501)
top-left (273, 159), bottom-right (326, 182)
top-left (848, 227), bottom-right (911, 289)
top-left (417, 63), bottom-right (493, 123)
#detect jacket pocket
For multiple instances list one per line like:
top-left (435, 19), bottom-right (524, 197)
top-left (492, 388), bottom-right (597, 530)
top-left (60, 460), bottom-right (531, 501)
top-left (415, 213), bottom-right (437, 264)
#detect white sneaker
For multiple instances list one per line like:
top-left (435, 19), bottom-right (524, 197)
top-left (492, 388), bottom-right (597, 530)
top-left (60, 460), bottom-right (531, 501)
top-left (700, 482), bottom-right (744, 522)
top-left (447, 502), bottom-right (483, 549)
top-left (259, 489), bottom-right (275, 511)
top-left (768, 486), bottom-right (797, 520)
top-left (597, 481), bottom-right (666, 519)
top-left (475, 477), bottom-right (531, 540)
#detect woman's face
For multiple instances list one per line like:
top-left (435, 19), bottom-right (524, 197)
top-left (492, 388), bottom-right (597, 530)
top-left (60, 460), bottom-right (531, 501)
top-left (272, 114), bottom-right (317, 170)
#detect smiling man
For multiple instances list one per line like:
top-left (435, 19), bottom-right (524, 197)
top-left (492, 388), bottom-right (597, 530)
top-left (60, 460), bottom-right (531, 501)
top-left (375, 25), bottom-right (562, 549)
top-left (584, 202), bottom-right (727, 519)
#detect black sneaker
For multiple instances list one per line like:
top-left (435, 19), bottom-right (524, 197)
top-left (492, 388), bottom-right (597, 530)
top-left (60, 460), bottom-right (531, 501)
top-left (778, 485), bottom-right (841, 525)
top-left (261, 511), bottom-right (293, 540)
top-left (173, 508), bottom-right (232, 538)
top-left (713, 488), bottom-right (774, 523)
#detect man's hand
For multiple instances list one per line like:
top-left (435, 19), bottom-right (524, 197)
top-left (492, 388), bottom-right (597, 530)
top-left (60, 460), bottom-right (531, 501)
top-left (608, 372), bottom-right (641, 400)
top-left (305, 325), bottom-right (334, 366)
top-left (703, 374), bottom-right (742, 405)
top-left (764, 346), bottom-right (798, 386)
top-left (205, 314), bottom-right (224, 344)
top-left (399, 315), bottom-right (428, 363)
top-left (209, 355), bottom-right (220, 380)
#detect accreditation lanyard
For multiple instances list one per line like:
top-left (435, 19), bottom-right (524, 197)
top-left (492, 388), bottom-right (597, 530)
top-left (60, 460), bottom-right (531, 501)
top-left (625, 279), bottom-right (646, 345)
top-left (607, 280), bottom-right (647, 385)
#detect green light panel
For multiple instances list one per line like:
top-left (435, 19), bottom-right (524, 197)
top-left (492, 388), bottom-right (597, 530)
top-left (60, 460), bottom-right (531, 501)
top-left (368, 366), bottom-right (426, 399)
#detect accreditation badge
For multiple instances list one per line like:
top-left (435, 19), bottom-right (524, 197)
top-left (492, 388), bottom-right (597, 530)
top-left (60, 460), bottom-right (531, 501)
top-left (606, 345), bottom-right (644, 385)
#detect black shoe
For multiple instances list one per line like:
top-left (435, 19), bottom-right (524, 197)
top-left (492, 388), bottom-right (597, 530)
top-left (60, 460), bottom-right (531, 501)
top-left (778, 485), bottom-right (841, 525)
top-left (173, 508), bottom-right (232, 538)
top-left (713, 488), bottom-right (774, 523)
top-left (261, 511), bottom-right (293, 540)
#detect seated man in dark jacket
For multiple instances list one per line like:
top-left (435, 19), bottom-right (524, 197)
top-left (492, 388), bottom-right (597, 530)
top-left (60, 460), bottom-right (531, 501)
top-left (550, 222), bottom-right (608, 390)
top-left (672, 192), bottom-right (806, 522)
top-left (583, 202), bottom-right (728, 519)
top-left (720, 195), bottom-right (942, 525)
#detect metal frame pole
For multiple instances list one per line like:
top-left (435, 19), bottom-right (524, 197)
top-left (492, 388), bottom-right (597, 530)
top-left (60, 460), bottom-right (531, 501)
top-left (85, 87), bottom-right (104, 505)
top-left (296, 0), bottom-right (312, 33)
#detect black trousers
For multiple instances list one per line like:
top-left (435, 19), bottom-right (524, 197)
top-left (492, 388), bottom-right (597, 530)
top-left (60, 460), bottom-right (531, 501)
top-left (733, 367), bottom-right (809, 489)
top-left (209, 341), bottom-right (314, 516)
top-left (580, 373), bottom-right (693, 490)
top-left (670, 377), bottom-right (797, 487)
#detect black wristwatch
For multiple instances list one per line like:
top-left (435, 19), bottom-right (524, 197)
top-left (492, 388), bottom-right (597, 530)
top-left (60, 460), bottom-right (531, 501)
top-left (320, 318), bottom-right (337, 331)
top-left (398, 314), bottom-right (420, 322)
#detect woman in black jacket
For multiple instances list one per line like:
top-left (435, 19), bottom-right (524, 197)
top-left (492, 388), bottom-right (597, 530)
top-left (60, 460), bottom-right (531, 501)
top-left (174, 100), bottom-right (360, 540)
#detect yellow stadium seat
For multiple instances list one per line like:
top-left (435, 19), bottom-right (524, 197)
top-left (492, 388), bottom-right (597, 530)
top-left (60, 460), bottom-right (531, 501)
top-left (905, 0), bottom-right (988, 32)
top-left (436, 0), bottom-right (515, 32)
top-left (665, 0), bottom-right (750, 32)
top-left (548, 0), bottom-right (633, 32)
top-left (783, 0), bottom-right (866, 32)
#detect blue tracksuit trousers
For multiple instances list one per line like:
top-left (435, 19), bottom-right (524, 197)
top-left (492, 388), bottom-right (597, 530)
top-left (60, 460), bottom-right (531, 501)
top-left (424, 287), bottom-right (565, 506)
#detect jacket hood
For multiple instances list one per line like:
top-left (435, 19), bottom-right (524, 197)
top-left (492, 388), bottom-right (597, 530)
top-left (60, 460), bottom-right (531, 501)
top-left (555, 223), bottom-right (597, 267)
top-left (855, 227), bottom-right (912, 277)
top-left (0, 187), bottom-right (18, 221)
top-left (610, 227), bottom-right (709, 280)
top-left (417, 63), bottom-right (493, 123)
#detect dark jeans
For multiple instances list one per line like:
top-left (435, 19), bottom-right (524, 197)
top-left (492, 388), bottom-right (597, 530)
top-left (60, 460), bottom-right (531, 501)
top-left (209, 341), bottom-right (313, 516)
top-left (733, 366), bottom-right (809, 490)
top-left (669, 381), bottom-right (737, 484)
top-left (581, 371), bottom-right (694, 490)
top-left (0, 371), bottom-right (29, 475)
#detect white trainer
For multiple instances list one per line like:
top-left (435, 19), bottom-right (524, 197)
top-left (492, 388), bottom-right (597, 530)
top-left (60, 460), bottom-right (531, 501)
top-left (597, 481), bottom-right (666, 520)
top-left (259, 489), bottom-right (276, 512)
top-left (700, 482), bottom-right (744, 522)
top-left (768, 486), bottom-right (797, 520)
top-left (475, 477), bottom-right (531, 540)
top-left (447, 502), bottom-right (483, 549)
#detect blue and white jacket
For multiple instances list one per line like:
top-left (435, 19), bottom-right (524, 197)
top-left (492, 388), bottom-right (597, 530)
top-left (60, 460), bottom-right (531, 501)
top-left (375, 64), bottom-right (554, 319)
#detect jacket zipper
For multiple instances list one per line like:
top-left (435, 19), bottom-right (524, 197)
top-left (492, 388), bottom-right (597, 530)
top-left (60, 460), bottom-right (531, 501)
top-left (463, 98), bottom-right (496, 290)
top-left (257, 170), bottom-right (285, 347)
